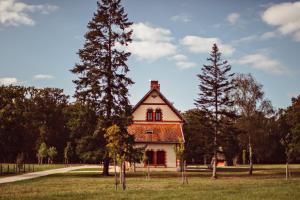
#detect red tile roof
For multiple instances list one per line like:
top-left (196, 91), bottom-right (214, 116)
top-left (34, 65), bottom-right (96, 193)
top-left (128, 123), bottom-right (184, 143)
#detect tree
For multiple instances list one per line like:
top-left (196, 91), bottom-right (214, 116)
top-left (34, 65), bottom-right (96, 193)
top-left (174, 139), bottom-right (188, 184)
top-left (64, 102), bottom-right (98, 163)
top-left (232, 74), bottom-right (270, 175)
top-left (64, 142), bottom-right (74, 164)
top-left (31, 88), bottom-right (69, 162)
top-left (182, 109), bottom-right (214, 165)
top-left (47, 146), bottom-right (58, 164)
top-left (219, 116), bottom-right (240, 166)
top-left (195, 43), bottom-right (234, 178)
top-left (38, 142), bottom-right (47, 164)
top-left (105, 125), bottom-right (122, 190)
top-left (282, 95), bottom-right (300, 179)
top-left (105, 124), bottom-right (143, 190)
top-left (0, 85), bottom-right (31, 163)
top-left (71, 0), bottom-right (133, 176)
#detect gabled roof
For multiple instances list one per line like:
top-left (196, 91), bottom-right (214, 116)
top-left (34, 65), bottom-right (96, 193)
top-left (132, 88), bottom-right (184, 122)
top-left (128, 123), bottom-right (184, 143)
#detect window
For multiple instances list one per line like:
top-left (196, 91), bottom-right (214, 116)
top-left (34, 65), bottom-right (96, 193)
top-left (156, 151), bottom-right (166, 165)
top-left (145, 151), bottom-right (154, 165)
top-left (147, 109), bottom-right (153, 121)
top-left (155, 109), bottom-right (162, 121)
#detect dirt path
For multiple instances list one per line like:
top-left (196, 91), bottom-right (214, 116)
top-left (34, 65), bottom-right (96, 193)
top-left (0, 165), bottom-right (99, 184)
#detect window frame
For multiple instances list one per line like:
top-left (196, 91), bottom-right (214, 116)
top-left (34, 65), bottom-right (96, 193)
top-left (146, 109), bottom-right (153, 121)
top-left (155, 109), bottom-right (162, 121)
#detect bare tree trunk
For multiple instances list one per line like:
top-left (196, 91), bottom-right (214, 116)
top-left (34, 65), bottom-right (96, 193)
top-left (185, 160), bottom-right (188, 184)
top-left (119, 162), bottom-right (122, 184)
top-left (114, 152), bottom-right (118, 190)
top-left (183, 160), bottom-right (188, 184)
top-left (249, 135), bottom-right (253, 175)
top-left (286, 161), bottom-right (289, 180)
top-left (147, 160), bottom-right (150, 180)
top-left (181, 159), bottom-right (184, 184)
top-left (212, 124), bottom-right (217, 179)
top-left (122, 161), bottom-right (126, 191)
top-left (212, 150), bottom-right (217, 179)
top-left (103, 157), bottom-right (110, 176)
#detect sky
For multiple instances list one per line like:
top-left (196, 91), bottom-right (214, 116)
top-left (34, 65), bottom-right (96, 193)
top-left (0, 0), bottom-right (300, 112)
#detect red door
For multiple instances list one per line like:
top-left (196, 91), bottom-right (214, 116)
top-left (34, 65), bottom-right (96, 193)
top-left (156, 151), bottom-right (165, 166)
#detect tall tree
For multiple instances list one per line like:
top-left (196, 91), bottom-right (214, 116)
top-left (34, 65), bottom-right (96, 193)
top-left (232, 73), bottom-right (271, 175)
top-left (195, 44), bottom-right (234, 178)
top-left (71, 0), bottom-right (133, 176)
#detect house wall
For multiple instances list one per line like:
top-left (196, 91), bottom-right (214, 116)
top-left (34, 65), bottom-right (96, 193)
top-left (134, 143), bottom-right (178, 169)
top-left (133, 91), bottom-right (181, 122)
top-left (143, 91), bottom-right (164, 103)
top-left (133, 105), bottom-right (181, 121)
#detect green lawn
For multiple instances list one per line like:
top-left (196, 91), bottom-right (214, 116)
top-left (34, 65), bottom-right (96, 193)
top-left (0, 165), bottom-right (300, 200)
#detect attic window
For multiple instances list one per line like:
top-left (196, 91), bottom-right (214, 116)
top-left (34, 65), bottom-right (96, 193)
top-left (147, 109), bottom-right (153, 121)
top-left (155, 109), bottom-right (162, 121)
top-left (145, 130), bottom-right (153, 134)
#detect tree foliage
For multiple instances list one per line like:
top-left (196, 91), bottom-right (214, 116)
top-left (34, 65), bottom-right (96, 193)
top-left (182, 109), bottom-right (214, 164)
top-left (195, 43), bottom-right (234, 178)
top-left (71, 0), bottom-right (133, 176)
top-left (47, 146), bottom-right (58, 164)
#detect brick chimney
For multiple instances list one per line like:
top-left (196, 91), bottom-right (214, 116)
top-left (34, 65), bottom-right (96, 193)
top-left (150, 80), bottom-right (160, 91)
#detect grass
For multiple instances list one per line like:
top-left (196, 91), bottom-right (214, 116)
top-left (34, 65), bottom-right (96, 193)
top-left (0, 164), bottom-right (300, 200)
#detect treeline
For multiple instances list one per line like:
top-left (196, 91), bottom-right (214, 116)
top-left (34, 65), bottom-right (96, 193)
top-left (183, 73), bottom-right (300, 166)
top-left (0, 85), bottom-right (101, 164)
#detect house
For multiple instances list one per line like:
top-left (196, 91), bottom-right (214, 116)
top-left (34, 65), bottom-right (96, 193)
top-left (128, 80), bottom-right (185, 171)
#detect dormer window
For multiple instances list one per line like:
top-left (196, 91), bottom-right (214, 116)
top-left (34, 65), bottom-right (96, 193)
top-left (155, 109), bottom-right (162, 121)
top-left (146, 130), bottom-right (153, 134)
top-left (147, 109), bottom-right (153, 121)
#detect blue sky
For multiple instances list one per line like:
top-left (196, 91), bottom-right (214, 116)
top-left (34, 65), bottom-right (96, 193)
top-left (0, 0), bottom-right (300, 112)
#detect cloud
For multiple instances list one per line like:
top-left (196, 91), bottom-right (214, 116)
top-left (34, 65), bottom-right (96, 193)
top-left (127, 23), bottom-right (177, 61)
top-left (232, 35), bottom-right (258, 45)
top-left (235, 53), bottom-right (288, 75)
top-left (227, 12), bottom-right (240, 25)
top-left (260, 31), bottom-right (277, 40)
top-left (0, 77), bottom-right (18, 85)
top-left (0, 0), bottom-right (58, 26)
top-left (232, 31), bottom-right (280, 45)
top-left (262, 2), bottom-right (300, 41)
top-left (181, 36), bottom-right (235, 55)
top-left (170, 54), bottom-right (197, 69)
top-left (171, 13), bottom-right (191, 23)
top-left (33, 74), bottom-right (54, 80)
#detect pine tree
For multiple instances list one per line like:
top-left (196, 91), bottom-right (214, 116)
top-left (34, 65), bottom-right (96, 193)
top-left (195, 44), bottom-right (234, 178)
top-left (71, 0), bottom-right (133, 176)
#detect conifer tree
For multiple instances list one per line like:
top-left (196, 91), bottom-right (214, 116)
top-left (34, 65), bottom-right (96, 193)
top-left (195, 44), bottom-right (234, 178)
top-left (71, 0), bottom-right (133, 176)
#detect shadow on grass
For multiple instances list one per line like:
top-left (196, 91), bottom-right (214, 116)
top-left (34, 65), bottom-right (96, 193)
top-left (56, 168), bottom-right (300, 180)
